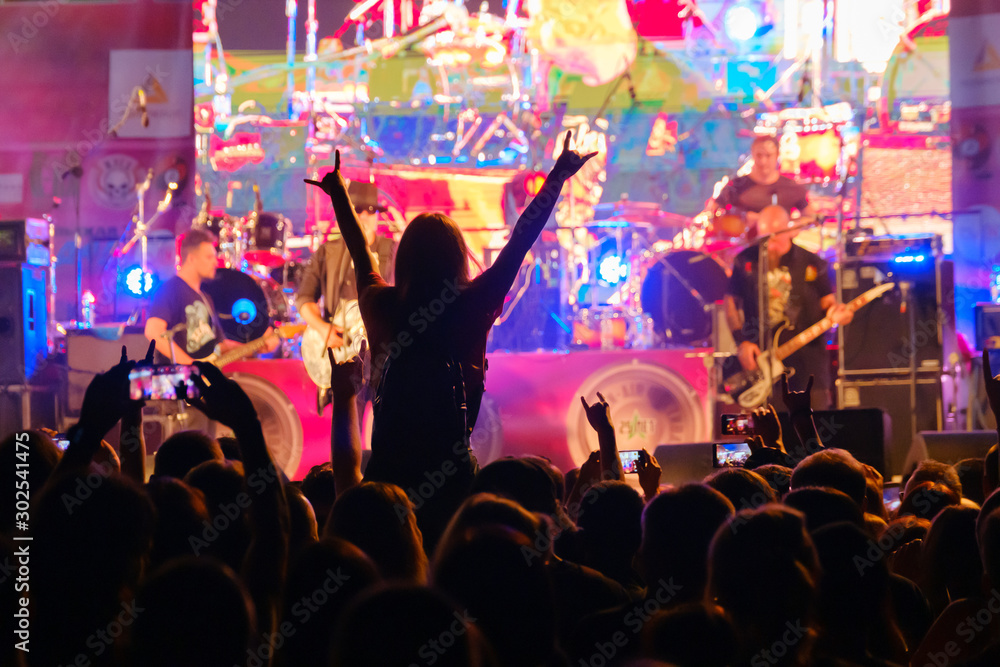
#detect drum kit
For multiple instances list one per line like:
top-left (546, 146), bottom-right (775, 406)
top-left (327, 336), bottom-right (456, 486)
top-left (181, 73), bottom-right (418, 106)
top-left (193, 204), bottom-right (301, 344)
top-left (565, 198), bottom-right (744, 351)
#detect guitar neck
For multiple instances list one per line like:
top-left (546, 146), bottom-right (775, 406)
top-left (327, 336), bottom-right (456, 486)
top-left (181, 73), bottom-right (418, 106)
top-left (213, 336), bottom-right (270, 368)
top-left (772, 285), bottom-right (890, 363)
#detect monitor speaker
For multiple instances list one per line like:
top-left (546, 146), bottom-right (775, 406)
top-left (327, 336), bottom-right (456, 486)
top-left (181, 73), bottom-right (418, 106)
top-left (901, 430), bottom-right (997, 476)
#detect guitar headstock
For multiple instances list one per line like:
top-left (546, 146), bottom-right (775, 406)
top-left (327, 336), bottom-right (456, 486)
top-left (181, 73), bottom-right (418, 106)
top-left (848, 282), bottom-right (895, 310)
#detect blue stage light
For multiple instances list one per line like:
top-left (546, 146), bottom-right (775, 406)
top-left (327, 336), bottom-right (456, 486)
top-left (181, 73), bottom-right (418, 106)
top-left (231, 298), bottom-right (258, 324)
top-left (598, 254), bottom-right (629, 285)
top-left (124, 266), bottom-right (156, 297)
top-left (893, 254), bottom-right (927, 264)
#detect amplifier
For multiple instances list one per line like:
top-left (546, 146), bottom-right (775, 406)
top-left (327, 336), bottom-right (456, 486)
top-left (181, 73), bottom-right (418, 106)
top-left (0, 219), bottom-right (50, 266)
top-left (838, 375), bottom-right (943, 476)
top-left (839, 257), bottom-right (954, 375)
top-left (0, 263), bottom-right (49, 386)
top-left (844, 233), bottom-right (941, 260)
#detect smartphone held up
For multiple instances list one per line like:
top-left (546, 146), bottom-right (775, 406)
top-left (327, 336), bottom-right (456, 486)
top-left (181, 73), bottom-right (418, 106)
top-left (129, 365), bottom-right (200, 401)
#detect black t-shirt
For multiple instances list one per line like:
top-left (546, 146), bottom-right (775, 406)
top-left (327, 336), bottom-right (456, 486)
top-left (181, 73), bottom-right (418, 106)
top-left (716, 174), bottom-right (810, 214)
top-left (726, 243), bottom-right (832, 351)
top-left (148, 276), bottom-right (224, 362)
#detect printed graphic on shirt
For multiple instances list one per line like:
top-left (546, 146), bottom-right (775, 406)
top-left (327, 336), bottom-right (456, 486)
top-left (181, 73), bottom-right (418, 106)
top-left (767, 266), bottom-right (792, 327)
top-left (185, 300), bottom-right (216, 353)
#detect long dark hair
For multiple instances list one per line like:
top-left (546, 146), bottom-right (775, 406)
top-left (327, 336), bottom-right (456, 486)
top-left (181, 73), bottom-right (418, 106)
top-left (393, 212), bottom-right (472, 302)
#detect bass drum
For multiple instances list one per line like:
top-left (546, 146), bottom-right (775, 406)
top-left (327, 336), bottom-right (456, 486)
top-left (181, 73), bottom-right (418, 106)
top-left (640, 250), bottom-right (729, 345)
top-left (202, 268), bottom-right (289, 342)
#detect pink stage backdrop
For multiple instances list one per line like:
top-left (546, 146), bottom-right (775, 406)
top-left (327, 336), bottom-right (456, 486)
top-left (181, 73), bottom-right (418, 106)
top-left (228, 349), bottom-right (712, 480)
top-left (0, 1), bottom-right (194, 321)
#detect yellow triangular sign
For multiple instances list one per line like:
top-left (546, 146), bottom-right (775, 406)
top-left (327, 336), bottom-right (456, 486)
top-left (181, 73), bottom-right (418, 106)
top-left (142, 74), bottom-right (169, 104)
top-left (974, 43), bottom-right (1000, 72)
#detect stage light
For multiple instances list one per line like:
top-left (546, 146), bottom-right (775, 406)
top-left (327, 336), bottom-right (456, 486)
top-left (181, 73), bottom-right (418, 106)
top-left (893, 254), bottom-right (927, 264)
top-left (232, 298), bottom-right (258, 324)
top-left (598, 254), bottom-right (629, 285)
top-left (124, 266), bottom-right (156, 297)
top-left (523, 172), bottom-right (546, 197)
top-left (724, 3), bottom-right (760, 43)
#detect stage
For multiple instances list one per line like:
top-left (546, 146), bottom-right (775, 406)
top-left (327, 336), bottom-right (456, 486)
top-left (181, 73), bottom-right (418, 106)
top-left (223, 348), bottom-right (712, 480)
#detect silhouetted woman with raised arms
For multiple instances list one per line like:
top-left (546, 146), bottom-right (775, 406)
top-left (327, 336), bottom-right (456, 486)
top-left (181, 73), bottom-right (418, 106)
top-left (306, 131), bottom-right (595, 542)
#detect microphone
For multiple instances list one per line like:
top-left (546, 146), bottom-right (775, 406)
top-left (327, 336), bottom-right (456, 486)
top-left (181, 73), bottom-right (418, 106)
top-left (137, 88), bottom-right (149, 128)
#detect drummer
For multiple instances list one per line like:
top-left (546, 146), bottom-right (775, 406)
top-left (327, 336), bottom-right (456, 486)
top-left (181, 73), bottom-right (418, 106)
top-left (707, 135), bottom-right (817, 234)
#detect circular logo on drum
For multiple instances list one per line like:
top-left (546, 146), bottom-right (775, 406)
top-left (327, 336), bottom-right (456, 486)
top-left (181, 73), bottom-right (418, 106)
top-left (566, 362), bottom-right (706, 467)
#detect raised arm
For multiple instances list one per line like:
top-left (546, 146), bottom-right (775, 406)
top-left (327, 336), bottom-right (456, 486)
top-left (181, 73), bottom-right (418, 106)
top-left (328, 346), bottom-right (364, 494)
top-left (480, 131), bottom-right (597, 306)
top-left (119, 341), bottom-right (156, 483)
top-left (305, 153), bottom-right (380, 290)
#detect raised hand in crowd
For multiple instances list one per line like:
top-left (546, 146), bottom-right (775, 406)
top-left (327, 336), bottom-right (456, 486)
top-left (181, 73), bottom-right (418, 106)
top-left (551, 129), bottom-right (601, 179)
top-left (119, 340), bottom-right (155, 482)
top-left (751, 403), bottom-right (784, 453)
top-left (52, 344), bottom-right (144, 483)
top-left (566, 450), bottom-right (602, 521)
top-left (782, 372), bottom-right (825, 454)
top-left (636, 449), bottom-right (662, 502)
top-left (581, 392), bottom-right (623, 482)
top-left (329, 342), bottom-right (366, 494)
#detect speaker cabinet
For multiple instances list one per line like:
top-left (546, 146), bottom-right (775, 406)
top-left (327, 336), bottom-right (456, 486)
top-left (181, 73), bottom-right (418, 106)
top-left (778, 408), bottom-right (890, 476)
top-left (0, 264), bottom-right (48, 386)
top-left (839, 258), bottom-right (954, 375)
top-left (838, 376), bottom-right (943, 476)
top-left (901, 430), bottom-right (997, 476)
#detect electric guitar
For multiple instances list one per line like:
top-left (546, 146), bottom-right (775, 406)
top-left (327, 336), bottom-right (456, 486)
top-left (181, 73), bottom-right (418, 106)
top-left (722, 282), bottom-right (895, 408)
top-left (301, 299), bottom-right (367, 390)
top-left (204, 324), bottom-right (307, 368)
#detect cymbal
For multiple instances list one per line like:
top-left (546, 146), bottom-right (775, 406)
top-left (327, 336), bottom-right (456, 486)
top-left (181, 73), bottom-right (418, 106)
top-left (582, 220), bottom-right (654, 231)
top-left (592, 201), bottom-right (690, 229)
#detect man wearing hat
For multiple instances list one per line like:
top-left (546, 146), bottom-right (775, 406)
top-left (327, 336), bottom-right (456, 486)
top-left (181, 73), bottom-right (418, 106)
top-left (297, 180), bottom-right (397, 411)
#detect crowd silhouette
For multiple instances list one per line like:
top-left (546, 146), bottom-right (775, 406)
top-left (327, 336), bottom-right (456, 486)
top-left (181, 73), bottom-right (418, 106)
top-left (4, 132), bottom-right (1000, 666)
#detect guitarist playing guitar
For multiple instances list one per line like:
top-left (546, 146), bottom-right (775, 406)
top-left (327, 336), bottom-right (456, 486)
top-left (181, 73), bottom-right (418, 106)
top-left (144, 228), bottom-right (281, 364)
top-left (724, 205), bottom-right (853, 410)
top-left (296, 180), bottom-right (397, 413)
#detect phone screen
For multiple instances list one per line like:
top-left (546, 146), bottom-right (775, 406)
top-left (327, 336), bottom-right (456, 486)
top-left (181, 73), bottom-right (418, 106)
top-left (720, 413), bottom-right (754, 436)
top-left (128, 365), bottom-right (200, 401)
top-left (618, 450), bottom-right (642, 474)
top-left (882, 483), bottom-right (901, 513)
top-left (714, 442), bottom-right (751, 468)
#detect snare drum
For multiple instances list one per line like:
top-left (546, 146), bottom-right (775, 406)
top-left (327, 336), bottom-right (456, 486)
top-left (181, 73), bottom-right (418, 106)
top-left (244, 212), bottom-right (289, 268)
